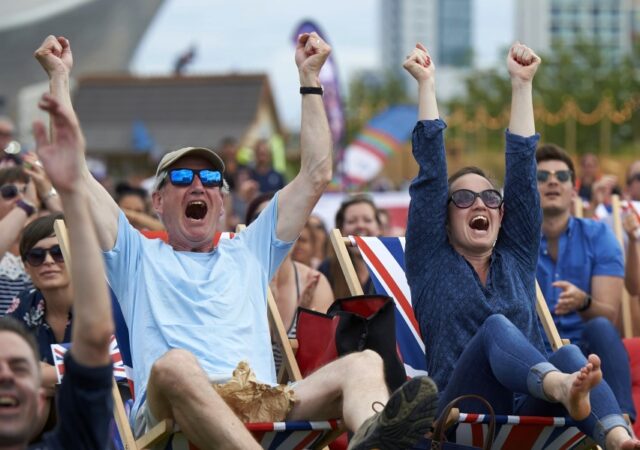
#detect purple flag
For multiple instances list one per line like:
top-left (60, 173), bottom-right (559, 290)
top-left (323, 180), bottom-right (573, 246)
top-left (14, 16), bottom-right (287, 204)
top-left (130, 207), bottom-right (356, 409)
top-left (292, 21), bottom-right (346, 152)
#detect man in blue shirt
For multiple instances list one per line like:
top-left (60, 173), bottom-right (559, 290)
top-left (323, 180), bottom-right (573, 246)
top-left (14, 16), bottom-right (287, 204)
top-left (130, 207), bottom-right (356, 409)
top-left (536, 143), bottom-right (635, 422)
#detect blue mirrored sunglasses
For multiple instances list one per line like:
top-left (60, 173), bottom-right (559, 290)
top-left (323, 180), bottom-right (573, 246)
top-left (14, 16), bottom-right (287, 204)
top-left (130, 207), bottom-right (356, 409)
top-left (168, 168), bottom-right (223, 187)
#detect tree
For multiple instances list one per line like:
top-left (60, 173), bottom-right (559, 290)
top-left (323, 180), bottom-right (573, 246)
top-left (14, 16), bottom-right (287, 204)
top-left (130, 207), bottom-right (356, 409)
top-left (446, 39), bottom-right (640, 154)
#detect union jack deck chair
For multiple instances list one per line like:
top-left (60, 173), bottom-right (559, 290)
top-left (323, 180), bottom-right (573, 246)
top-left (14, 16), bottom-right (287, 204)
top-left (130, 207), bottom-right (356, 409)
top-left (329, 231), bottom-right (598, 450)
top-left (54, 220), bottom-right (342, 450)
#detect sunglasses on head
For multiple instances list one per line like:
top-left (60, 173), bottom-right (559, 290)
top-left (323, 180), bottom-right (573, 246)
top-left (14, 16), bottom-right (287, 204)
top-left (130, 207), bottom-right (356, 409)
top-left (1, 184), bottom-right (27, 200)
top-left (536, 169), bottom-right (572, 183)
top-left (165, 168), bottom-right (223, 188)
top-left (448, 189), bottom-right (503, 209)
top-left (25, 245), bottom-right (64, 267)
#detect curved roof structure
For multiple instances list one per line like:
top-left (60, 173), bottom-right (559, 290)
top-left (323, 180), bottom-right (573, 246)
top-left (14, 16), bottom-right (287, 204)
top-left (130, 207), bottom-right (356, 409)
top-left (0, 0), bottom-right (164, 114)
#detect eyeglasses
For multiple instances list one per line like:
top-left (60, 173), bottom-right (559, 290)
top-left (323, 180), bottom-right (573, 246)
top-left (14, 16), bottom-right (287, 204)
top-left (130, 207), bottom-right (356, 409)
top-left (162, 168), bottom-right (223, 188)
top-left (448, 189), bottom-right (503, 209)
top-left (536, 170), bottom-right (573, 183)
top-left (24, 245), bottom-right (64, 267)
top-left (0, 184), bottom-right (27, 200)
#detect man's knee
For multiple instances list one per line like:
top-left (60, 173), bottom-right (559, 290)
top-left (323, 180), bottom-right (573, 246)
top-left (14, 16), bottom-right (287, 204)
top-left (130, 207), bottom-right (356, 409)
top-left (584, 316), bottom-right (619, 339)
top-left (150, 349), bottom-right (201, 391)
top-left (342, 349), bottom-right (384, 373)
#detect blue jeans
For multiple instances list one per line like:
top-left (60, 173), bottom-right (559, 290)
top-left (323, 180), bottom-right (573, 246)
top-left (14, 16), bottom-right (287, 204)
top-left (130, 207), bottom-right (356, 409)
top-left (578, 317), bottom-right (636, 422)
top-left (439, 314), bottom-right (630, 447)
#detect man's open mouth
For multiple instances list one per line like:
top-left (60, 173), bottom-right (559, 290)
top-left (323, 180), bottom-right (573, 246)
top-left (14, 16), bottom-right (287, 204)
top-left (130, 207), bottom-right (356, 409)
top-left (469, 215), bottom-right (489, 231)
top-left (185, 201), bottom-right (208, 220)
top-left (0, 395), bottom-right (19, 408)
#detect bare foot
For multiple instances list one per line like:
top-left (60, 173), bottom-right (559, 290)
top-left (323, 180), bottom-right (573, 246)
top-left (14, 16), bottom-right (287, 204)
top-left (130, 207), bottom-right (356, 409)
top-left (567, 354), bottom-right (602, 420)
top-left (606, 426), bottom-right (640, 450)
top-left (543, 354), bottom-right (602, 421)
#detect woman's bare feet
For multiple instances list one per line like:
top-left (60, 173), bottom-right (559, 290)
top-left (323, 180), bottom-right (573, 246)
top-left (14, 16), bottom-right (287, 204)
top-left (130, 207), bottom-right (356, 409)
top-left (606, 426), bottom-right (640, 450)
top-left (542, 354), bottom-right (602, 421)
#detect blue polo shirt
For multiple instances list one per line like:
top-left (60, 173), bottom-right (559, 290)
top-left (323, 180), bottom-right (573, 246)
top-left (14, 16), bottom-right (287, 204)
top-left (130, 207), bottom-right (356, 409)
top-left (537, 217), bottom-right (624, 346)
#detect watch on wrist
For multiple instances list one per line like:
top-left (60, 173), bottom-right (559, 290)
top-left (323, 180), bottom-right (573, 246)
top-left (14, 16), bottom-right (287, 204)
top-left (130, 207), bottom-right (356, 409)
top-left (577, 294), bottom-right (592, 312)
top-left (16, 199), bottom-right (36, 217)
top-left (300, 86), bottom-right (324, 95)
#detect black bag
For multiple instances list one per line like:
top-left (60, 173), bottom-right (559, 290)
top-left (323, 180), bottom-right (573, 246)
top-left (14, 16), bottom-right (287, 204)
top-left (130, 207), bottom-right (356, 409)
top-left (296, 294), bottom-right (407, 391)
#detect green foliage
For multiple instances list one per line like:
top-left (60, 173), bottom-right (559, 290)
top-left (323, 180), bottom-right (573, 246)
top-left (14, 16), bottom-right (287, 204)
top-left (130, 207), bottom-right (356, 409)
top-left (446, 40), bottom-right (640, 154)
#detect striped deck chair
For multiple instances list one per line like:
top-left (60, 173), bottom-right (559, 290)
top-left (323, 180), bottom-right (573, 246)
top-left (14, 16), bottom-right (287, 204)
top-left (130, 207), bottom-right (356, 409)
top-left (609, 196), bottom-right (640, 437)
top-left (329, 230), bottom-right (599, 450)
top-left (54, 220), bottom-right (341, 450)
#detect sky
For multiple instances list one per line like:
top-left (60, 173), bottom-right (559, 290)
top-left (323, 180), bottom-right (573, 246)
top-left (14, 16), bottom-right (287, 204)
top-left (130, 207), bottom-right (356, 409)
top-left (132, 0), bottom-right (514, 130)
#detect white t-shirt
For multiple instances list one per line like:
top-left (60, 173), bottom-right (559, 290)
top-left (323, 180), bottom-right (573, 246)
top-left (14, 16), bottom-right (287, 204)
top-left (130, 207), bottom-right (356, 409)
top-left (104, 193), bottom-right (293, 418)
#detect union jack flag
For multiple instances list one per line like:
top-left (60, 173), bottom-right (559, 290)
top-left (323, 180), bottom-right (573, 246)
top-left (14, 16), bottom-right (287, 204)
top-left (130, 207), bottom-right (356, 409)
top-left (50, 335), bottom-right (127, 383)
top-left (164, 420), bottom-right (342, 450)
top-left (351, 236), bottom-right (428, 378)
top-left (455, 413), bottom-right (589, 450)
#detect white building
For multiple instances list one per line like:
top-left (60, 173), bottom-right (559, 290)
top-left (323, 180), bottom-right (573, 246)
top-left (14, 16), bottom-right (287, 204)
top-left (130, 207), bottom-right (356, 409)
top-left (515, 0), bottom-right (636, 61)
top-left (380, 0), bottom-right (472, 100)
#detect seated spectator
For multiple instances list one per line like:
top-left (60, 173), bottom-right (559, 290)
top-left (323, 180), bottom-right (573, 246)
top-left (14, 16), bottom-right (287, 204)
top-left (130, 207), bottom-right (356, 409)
top-left (576, 153), bottom-right (600, 204)
top-left (1, 167), bottom-right (37, 315)
top-left (307, 214), bottom-right (328, 269)
top-left (115, 182), bottom-right (164, 231)
top-left (623, 213), bottom-right (640, 296)
top-left (0, 117), bottom-right (19, 169)
top-left (291, 220), bottom-right (316, 268)
top-left (403, 40), bottom-right (640, 449)
top-left (318, 194), bottom-right (381, 298)
top-left (625, 160), bottom-right (640, 296)
top-left (535, 143), bottom-right (635, 423)
top-left (36, 33), bottom-right (438, 450)
top-left (6, 213), bottom-right (68, 440)
top-left (250, 139), bottom-right (286, 193)
top-left (218, 136), bottom-right (255, 230)
top-left (246, 193), bottom-right (333, 370)
top-left (0, 50), bottom-right (114, 447)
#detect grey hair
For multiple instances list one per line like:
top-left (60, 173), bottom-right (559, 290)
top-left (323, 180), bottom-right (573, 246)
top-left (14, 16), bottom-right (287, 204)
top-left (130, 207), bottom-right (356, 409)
top-left (153, 170), bottom-right (230, 195)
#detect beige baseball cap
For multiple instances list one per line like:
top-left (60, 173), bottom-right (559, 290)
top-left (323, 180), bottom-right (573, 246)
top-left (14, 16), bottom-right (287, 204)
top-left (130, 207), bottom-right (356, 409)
top-left (154, 147), bottom-right (225, 190)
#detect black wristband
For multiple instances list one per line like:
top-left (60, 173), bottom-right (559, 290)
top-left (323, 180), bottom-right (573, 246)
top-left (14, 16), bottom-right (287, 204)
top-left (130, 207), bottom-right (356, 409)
top-left (16, 199), bottom-right (36, 217)
top-left (577, 294), bottom-right (592, 312)
top-left (300, 86), bottom-right (323, 95)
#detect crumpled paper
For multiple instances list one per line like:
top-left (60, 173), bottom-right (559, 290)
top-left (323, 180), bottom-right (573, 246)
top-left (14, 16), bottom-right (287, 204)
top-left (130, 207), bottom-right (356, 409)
top-left (212, 361), bottom-right (296, 423)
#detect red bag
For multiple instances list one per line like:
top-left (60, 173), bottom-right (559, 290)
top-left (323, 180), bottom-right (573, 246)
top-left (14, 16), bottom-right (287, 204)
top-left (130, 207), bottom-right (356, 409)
top-left (295, 294), bottom-right (407, 391)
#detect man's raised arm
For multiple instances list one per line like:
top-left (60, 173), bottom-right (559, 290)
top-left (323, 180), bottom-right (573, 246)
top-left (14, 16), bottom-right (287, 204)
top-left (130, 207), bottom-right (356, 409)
top-left (34, 35), bottom-right (120, 251)
top-left (276, 32), bottom-right (332, 242)
top-left (35, 94), bottom-right (113, 366)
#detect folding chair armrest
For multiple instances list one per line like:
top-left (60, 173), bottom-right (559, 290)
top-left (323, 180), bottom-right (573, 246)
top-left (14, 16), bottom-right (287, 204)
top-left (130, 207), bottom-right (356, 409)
top-left (135, 418), bottom-right (174, 449)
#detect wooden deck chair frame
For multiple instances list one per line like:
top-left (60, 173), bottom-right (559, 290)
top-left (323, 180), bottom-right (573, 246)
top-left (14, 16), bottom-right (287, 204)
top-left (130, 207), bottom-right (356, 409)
top-left (611, 194), bottom-right (634, 339)
top-left (54, 220), bottom-right (340, 450)
top-left (328, 230), bottom-right (607, 450)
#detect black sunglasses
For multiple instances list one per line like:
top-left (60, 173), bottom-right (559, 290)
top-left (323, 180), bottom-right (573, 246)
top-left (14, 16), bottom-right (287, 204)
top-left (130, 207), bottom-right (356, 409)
top-left (448, 189), bottom-right (503, 209)
top-left (536, 169), bottom-right (572, 183)
top-left (25, 245), bottom-right (65, 267)
top-left (164, 168), bottom-right (223, 188)
top-left (0, 184), bottom-right (27, 200)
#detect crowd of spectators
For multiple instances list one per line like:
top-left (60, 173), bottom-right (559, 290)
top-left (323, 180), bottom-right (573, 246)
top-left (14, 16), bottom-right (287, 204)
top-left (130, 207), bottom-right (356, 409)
top-left (1, 32), bottom-right (640, 450)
